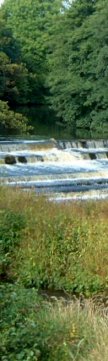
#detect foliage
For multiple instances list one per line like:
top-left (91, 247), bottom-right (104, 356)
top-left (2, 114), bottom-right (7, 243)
top-left (0, 100), bottom-right (31, 133)
top-left (2, 0), bottom-right (62, 105)
top-left (3, 0), bottom-right (61, 62)
top-left (1, 0), bottom-right (108, 134)
top-left (1, 283), bottom-right (108, 361)
top-left (47, 0), bottom-right (108, 134)
top-left (0, 11), bottom-right (32, 133)
top-left (0, 188), bottom-right (108, 295)
top-left (0, 12), bottom-right (29, 105)
top-left (0, 187), bottom-right (108, 360)
top-left (0, 0), bottom-right (62, 131)
top-left (0, 14), bottom-right (20, 62)
top-left (0, 209), bottom-right (26, 279)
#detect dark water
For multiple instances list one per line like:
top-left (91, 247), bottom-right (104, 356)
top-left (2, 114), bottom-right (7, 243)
top-left (13, 106), bottom-right (108, 141)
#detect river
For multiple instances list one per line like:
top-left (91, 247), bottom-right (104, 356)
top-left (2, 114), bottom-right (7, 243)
top-left (0, 136), bottom-right (108, 202)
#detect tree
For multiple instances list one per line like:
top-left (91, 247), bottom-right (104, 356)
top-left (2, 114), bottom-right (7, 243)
top-left (83, 0), bottom-right (108, 134)
top-left (48, 0), bottom-right (108, 135)
top-left (0, 12), bottom-right (31, 133)
top-left (0, 12), bottom-right (29, 105)
top-left (3, 0), bottom-right (62, 105)
top-left (0, 100), bottom-right (30, 134)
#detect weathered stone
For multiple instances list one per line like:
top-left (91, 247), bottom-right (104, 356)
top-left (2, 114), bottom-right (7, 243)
top-left (18, 156), bottom-right (27, 163)
top-left (89, 153), bottom-right (96, 160)
top-left (5, 155), bottom-right (16, 165)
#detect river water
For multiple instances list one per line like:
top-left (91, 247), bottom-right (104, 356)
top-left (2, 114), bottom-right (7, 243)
top-left (0, 137), bottom-right (108, 202)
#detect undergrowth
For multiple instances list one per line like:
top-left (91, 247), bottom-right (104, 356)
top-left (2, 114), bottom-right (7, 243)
top-left (0, 284), bottom-right (108, 361)
top-left (0, 187), bottom-right (108, 360)
top-left (0, 187), bottom-right (108, 294)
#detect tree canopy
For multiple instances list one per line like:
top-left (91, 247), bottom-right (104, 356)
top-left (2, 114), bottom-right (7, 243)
top-left (47, 0), bottom-right (108, 135)
top-left (3, 0), bottom-right (62, 104)
top-left (0, 11), bottom-right (30, 133)
top-left (0, 0), bottom-right (108, 136)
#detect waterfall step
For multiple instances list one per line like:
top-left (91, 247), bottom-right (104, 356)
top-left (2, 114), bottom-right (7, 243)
top-left (0, 149), bottom-right (108, 163)
top-left (1, 177), bottom-right (108, 195)
top-left (58, 139), bottom-right (108, 149)
top-left (0, 138), bottom-right (108, 201)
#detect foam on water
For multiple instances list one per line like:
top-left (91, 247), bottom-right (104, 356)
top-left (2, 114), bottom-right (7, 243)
top-left (0, 138), bottom-right (108, 201)
top-left (49, 189), bottom-right (108, 202)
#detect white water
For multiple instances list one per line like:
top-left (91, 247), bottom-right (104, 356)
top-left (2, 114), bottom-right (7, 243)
top-left (0, 138), bottom-right (108, 202)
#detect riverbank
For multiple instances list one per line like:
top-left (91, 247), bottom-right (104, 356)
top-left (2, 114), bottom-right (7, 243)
top-left (0, 187), bottom-right (108, 294)
top-left (1, 187), bottom-right (108, 360)
top-left (1, 283), bottom-right (108, 361)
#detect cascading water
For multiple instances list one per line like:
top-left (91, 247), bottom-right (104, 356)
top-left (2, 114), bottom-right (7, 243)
top-left (0, 138), bottom-right (108, 201)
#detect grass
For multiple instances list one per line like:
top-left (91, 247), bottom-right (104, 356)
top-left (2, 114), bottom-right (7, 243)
top-left (0, 284), bottom-right (108, 361)
top-left (0, 186), bottom-right (108, 360)
top-left (0, 186), bottom-right (108, 294)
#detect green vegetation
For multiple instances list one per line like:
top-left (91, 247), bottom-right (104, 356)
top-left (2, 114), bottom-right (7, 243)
top-left (0, 0), bottom-right (61, 133)
top-left (1, 284), bottom-right (108, 361)
top-left (2, 0), bottom-right (61, 104)
top-left (0, 0), bottom-right (107, 135)
top-left (48, 0), bottom-right (108, 135)
top-left (0, 187), bottom-right (108, 360)
top-left (0, 100), bottom-right (30, 134)
top-left (0, 187), bottom-right (108, 294)
top-left (0, 12), bottom-right (31, 133)
top-left (0, 2), bottom-right (108, 357)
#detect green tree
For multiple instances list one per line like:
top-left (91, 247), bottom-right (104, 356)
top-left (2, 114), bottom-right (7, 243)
top-left (0, 12), bottom-right (29, 105)
top-left (0, 14), bottom-right (20, 62)
top-left (0, 100), bottom-right (30, 134)
top-left (84, 0), bottom-right (108, 134)
top-left (0, 13), bottom-right (31, 133)
top-left (3, 0), bottom-right (62, 105)
top-left (48, 0), bottom-right (108, 135)
top-left (0, 52), bottom-right (29, 105)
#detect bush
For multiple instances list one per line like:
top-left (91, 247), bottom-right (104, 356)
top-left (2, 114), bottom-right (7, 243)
top-left (0, 100), bottom-right (31, 134)
top-left (1, 284), bottom-right (107, 361)
top-left (0, 209), bottom-right (26, 280)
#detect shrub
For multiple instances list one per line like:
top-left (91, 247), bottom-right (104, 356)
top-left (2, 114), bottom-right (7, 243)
top-left (0, 100), bottom-right (31, 134)
top-left (1, 284), bottom-right (106, 361)
top-left (0, 209), bottom-right (26, 280)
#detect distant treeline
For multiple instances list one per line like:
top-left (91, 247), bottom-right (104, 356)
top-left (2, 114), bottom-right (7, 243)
top-left (0, 0), bottom-right (108, 135)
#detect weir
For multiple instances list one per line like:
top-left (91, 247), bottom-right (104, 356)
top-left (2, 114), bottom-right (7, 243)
top-left (58, 139), bottom-right (108, 149)
top-left (0, 138), bottom-right (108, 201)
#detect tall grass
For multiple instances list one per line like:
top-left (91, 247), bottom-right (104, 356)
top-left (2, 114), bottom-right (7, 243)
top-left (1, 284), bottom-right (108, 361)
top-left (0, 187), bottom-right (108, 360)
top-left (0, 187), bottom-right (108, 294)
